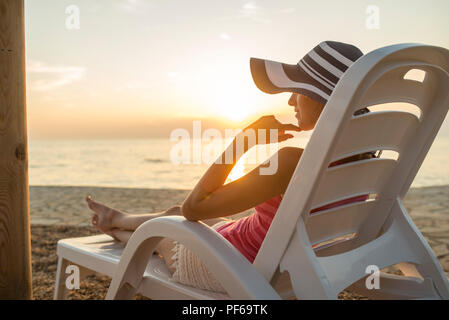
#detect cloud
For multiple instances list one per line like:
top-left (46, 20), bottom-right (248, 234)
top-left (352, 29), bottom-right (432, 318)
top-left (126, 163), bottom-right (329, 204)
top-left (279, 8), bottom-right (296, 14)
top-left (118, 0), bottom-right (153, 14)
top-left (219, 1), bottom-right (271, 24)
top-left (242, 1), bottom-right (258, 11)
top-left (27, 60), bottom-right (86, 91)
top-left (236, 1), bottom-right (271, 23)
top-left (220, 33), bottom-right (231, 40)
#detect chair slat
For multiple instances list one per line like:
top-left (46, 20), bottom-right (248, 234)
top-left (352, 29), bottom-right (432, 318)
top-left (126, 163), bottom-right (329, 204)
top-left (359, 63), bottom-right (448, 112)
top-left (332, 111), bottom-right (419, 161)
top-left (306, 200), bottom-right (377, 245)
top-left (311, 158), bottom-right (396, 208)
top-left (359, 65), bottom-right (429, 107)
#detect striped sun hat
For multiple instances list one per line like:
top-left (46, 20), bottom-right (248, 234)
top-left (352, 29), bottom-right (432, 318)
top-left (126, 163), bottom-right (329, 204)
top-left (250, 41), bottom-right (364, 105)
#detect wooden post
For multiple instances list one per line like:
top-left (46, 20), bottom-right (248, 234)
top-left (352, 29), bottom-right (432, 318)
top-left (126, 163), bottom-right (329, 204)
top-left (0, 0), bottom-right (32, 299)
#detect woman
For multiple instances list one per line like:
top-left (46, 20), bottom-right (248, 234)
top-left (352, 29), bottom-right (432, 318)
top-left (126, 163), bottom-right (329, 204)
top-left (87, 41), bottom-right (369, 293)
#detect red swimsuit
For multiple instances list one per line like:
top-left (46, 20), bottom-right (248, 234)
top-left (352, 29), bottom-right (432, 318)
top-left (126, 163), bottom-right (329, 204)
top-left (216, 160), bottom-right (369, 262)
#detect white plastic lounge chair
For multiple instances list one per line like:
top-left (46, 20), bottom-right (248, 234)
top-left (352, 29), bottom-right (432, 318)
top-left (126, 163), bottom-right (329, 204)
top-left (54, 43), bottom-right (449, 300)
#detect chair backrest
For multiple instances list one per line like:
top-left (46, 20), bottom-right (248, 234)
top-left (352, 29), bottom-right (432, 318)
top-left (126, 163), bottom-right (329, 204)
top-left (253, 44), bottom-right (449, 286)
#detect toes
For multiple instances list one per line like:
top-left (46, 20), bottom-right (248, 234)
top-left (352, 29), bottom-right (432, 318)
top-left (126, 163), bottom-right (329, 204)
top-left (91, 214), bottom-right (99, 227)
top-left (87, 198), bottom-right (104, 213)
top-left (86, 195), bottom-right (97, 211)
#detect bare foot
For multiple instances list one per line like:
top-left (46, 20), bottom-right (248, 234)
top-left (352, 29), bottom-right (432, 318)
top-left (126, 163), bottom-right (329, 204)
top-left (86, 195), bottom-right (124, 233)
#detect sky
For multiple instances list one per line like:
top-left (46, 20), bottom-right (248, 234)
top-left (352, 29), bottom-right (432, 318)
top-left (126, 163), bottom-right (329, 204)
top-left (25, 0), bottom-right (449, 139)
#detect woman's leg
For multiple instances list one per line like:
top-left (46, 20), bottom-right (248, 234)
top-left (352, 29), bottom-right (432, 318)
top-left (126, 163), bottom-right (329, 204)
top-left (87, 196), bottom-right (229, 233)
top-left (107, 215), bottom-right (229, 244)
top-left (107, 229), bottom-right (177, 273)
top-left (87, 196), bottom-right (182, 233)
top-left (108, 215), bottom-right (230, 274)
top-left (87, 196), bottom-right (231, 273)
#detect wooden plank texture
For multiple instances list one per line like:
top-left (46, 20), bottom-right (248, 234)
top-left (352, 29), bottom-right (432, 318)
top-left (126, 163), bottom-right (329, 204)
top-left (0, 0), bottom-right (32, 299)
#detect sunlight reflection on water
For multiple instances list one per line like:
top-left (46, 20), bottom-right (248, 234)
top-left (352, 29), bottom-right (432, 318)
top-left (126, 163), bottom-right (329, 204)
top-left (28, 136), bottom-right (449, 190)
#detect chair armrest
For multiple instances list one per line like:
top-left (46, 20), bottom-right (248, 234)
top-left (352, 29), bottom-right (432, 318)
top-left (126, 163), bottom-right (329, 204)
top-left (106, 216), bottom-right (280, 300)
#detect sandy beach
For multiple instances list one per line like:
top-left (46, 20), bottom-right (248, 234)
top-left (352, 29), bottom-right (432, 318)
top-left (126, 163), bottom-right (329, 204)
top-left (30, 185), bottom-right (449, 299)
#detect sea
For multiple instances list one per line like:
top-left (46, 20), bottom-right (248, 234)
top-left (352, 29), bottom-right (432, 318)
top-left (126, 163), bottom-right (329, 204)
top-left (28, 136), bottom-right (449, 190)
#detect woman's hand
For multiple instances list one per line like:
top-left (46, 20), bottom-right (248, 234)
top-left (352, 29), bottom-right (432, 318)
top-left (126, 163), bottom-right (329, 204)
top-left (242, 115), bottom-right (301, 145)
top-left (182, 115), bottom-right (302, 221)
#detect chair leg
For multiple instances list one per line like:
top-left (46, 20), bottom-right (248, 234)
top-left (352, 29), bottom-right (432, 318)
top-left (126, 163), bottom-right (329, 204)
top-left (347, 272), bottom-right (441, 299)
top-left (107, 282), bottom-right (138, 300)
top-left (395, 204), bottom-right (449, 299)
top-left (54, 257), bottom-right (70, 300)
top-left (413, 260), bottom-right (449, 299)
top-left (387, 201), bottom-right (449, 299)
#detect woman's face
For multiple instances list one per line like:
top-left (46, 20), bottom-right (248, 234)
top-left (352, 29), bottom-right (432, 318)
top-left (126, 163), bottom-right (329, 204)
top-left (288, 93), bottom-right (325, 131)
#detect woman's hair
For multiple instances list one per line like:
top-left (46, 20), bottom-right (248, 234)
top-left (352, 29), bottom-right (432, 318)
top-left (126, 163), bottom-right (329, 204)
top-left (354, 107), bottom-right (370, 116)
top-left (339, 152), bottom-right (376, 165)
top-left (338, 107), bottom-right (379, 164)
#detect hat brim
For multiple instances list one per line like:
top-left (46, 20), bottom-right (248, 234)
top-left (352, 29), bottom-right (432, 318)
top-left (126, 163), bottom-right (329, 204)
top-left (250, 57), bottom-right (330, 105)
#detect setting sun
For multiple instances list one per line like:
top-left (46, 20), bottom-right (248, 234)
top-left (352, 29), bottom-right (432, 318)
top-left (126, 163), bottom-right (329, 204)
top-left (213, 87), bottom-right (259, 122)
top-left (190, 54), bottom-right (268, 123)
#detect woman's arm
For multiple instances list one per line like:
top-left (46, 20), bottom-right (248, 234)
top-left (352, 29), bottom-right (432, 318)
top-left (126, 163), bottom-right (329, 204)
top-left (181, 116), bottom-right (302, 221)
